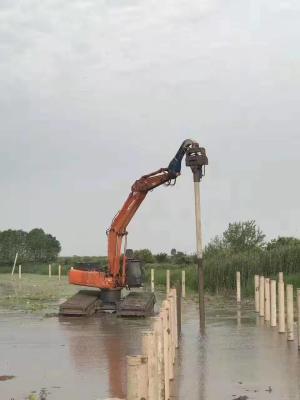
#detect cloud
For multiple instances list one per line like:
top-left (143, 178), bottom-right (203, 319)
top-left (0, 0), bottom-right (299, 255)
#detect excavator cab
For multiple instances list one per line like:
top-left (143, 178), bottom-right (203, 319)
top-left (125, 249), bottom-right (145, 288)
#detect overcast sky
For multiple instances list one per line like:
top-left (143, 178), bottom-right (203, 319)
top-left (0, 0), bottom-right (299, 255)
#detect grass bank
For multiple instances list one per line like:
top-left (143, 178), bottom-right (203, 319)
top-left (1, 268), bottom-right (300, 315)
top-left (1, 244), bottom-right (299, 301)
top-left (0, 263), bottom-right (71, 275)
top-left (0, 274), bottom-right (77, 312)
top-left (144, 244), bottom-right (300, 296)
top-left (145, 265), bottom-right (300, 297)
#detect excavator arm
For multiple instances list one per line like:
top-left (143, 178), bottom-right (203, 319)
top-left (69, 139), bottom-right (197, 290)
top-left (107, 139), bottom-right (196, 283)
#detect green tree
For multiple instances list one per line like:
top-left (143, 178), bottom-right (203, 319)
top-left (204, 235), bottom-right (225, 257)
top-left (170, 248), bottom-right (177, 256)
top-left (26, 228), bottom-right (61, 262)
top-left (0, 229), bottom-right (27, 264)
top-left (266, 236), bottom-right (300, 251)
top-left (0, 228), bottom-right (61, 264)
top-left (156, 252), bottom-right (168, 263)
top-left (26, 228), bottom-right (47, 262)
top-left (45, 234), bottom-right (61, 261)
top-left (223, 220), bottom-right (265, 252)
top-left (133, 249), bottom-right (154, 263)
top-left (171, 251), bottom-right (192, 265)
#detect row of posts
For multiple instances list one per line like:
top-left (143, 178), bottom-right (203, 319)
top-left (236, 271), bottom-right (300, 346)
top-left (254, 273), bottom-right (300, 346)
top-left (12, 264), bottom-right (62, 280)
top-left (126, 287), bottom-right (181, 400)
top-left (48, 264), bottom-right (62, 280)
top-left (150, 269), bottom-right (186, 298)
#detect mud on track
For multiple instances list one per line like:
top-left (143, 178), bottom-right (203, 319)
top-left (1, 297), bottom-right (300, 399)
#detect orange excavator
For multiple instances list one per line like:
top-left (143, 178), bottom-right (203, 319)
top-left (60, 139), bottom-right (208, 316)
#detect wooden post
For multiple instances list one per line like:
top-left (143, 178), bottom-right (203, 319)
top-left (264, 278), bottom-right (270, 322)
top-left (49, 264), bottom-right (52, 278)
top-left (127, 355), bottom-right (148, 400)
top-left (161, 304), bottom-right (170, 400)
top-left (18, 265), bottom-right (22, 279)
top-left (142, 331), bottom-right (157, 400)
top-left (193, 179), bottom-right (206, 334)
top-left (58, 265), bottom-right (61, 281)
top-left (297, 289), bottom-right (300, 350)
top-left (279, 272), bottom-right (284, 283)
top-left (176, 284), bottom-right (182, 338)
top-left (169, 290), bottom-right (178, 356)
top-left (270, 280), bottom-right (277, 327)
top-left (151, 269), bottom-right (155, 293)
top-left (259, 276), bottom-right (265, 317)
top-left (166, 300), bottom-right (174, 379)
top-left (172, 288), bottom-right (178, 348)
top-left (287, 284), bottom-right (294, 341)
top-left (278, 280), bottom-right (285, 333)
top-left (168, 294), bottom-right (175, 368)
top-left (166, 270), bottom-right (170, 294)
top-left (167, 295), bottom-right (175, 366)
top-left (153, 317), bottom-right (164, 400)
top-left (237, 304), bottom-right (241, 328)
top-left (182, 270), bottom-right (186, 298)
top-left (11, 252), bottom-right (18, 276)
top-left (254, 275), bottom-right (259, 312)
top-left (236, 271), bottom-right (241, 304)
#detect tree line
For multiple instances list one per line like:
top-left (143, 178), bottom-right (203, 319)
top-left (60, 220), bottom-right (299, 266)
top-left (131, 220), bottom-right (300, 264)
top-left (0, 229), bottom-right (61, 265)
top-left (204, 220), bottom-right (299, 256)
top-left (1, 220), bottom-right (298, 268)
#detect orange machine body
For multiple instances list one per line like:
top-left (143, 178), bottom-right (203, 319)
top-left (69, 269), bottom-right (115, 289)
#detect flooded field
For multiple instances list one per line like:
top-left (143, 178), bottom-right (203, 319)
top-left (1, 293), bottom-right (300, 400)
top-left (175, 300), bottom-right (300, 400)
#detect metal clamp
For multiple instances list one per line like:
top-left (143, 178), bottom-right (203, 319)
top-left (185, 144), bottom-right (208, 182)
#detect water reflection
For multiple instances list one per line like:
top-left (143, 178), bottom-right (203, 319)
top-left (198, 338), bottom-right (207, 400)
top-left (236, 304), bottom-right (241, 328)
top-left (2, 298), bottom-right (300, 399)
top-left (59, 313), bottom-right (152, 399)
top-left (177, 299), bottom-right (300, 400)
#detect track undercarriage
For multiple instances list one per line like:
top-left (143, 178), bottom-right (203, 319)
top-left (59, 289), bottom-right (155, 317)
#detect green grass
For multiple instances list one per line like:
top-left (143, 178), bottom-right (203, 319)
top-left (205, 245), bottom-right (300, 295)
top-left (1, 243), bottom-right (300, 308)
top-left (144, 264), bottom-right (199, 293)
top-left (144, 264), bottom-right (235, 295)
top-left (144, 257), bottom-right (300, 297)
top-left (285, 274), bottom-right (300, 289)
top-left (0, 273), bottom-right (78, 312)
top-left (0, 263), bottom-right (71, 275)
top-left (1, 267), bottom-right (300, 316)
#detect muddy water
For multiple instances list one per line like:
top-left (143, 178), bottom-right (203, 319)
top-left (175, 299), bottom-right (300, 400)
top-left (0, 310), bottom-right (152, 400)
top-left (1, 299), bottom-right (300, 399)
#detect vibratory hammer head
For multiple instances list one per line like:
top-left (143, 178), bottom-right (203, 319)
top-left (185, 143), bottom-right (208, 182)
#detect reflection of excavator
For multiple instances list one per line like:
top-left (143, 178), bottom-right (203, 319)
top-left (60, 139), bottom-right (208, 316)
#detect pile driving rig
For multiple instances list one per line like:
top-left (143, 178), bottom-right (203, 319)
top-left (60, 139), bottom-right (208, 316)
